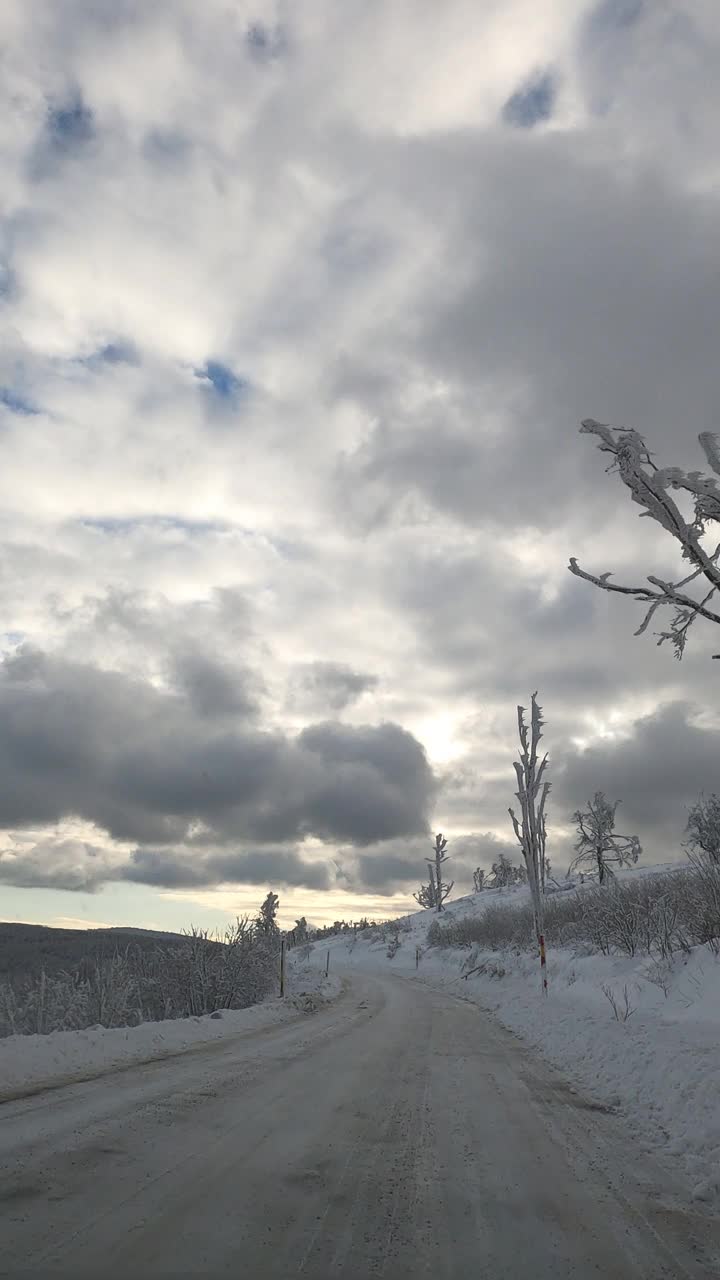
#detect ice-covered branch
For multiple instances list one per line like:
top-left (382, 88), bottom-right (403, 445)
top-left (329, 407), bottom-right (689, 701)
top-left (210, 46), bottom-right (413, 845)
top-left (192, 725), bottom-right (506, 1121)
top-left (569, 421), bottom-right (720, 658)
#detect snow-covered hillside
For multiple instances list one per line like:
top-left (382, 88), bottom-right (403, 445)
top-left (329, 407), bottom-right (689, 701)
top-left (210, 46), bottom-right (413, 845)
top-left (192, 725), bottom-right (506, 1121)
top-left (305, 865), bottom-right (720, 1202)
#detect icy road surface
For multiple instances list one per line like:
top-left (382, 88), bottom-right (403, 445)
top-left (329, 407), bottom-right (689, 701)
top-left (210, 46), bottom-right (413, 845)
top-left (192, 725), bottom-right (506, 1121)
top-left (2, 973), bottom-right (718, 1279)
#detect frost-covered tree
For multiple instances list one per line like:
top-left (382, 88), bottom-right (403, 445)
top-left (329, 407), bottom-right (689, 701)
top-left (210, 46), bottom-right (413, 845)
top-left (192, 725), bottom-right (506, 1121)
top-left (568, 792), bottom-right (641, 885)
top-left (509, 695), bottom-right (550, 902)
top-left (509, 693), bottom-right (551, 991)
top-left (488, 852), bottom-right (517, 888)
top-left (427, 832), bottom-right (453, 913)
top-left (683, 793), bottom-right (720, 866)
top-left (256, 891), bottom-right (280, 936)
top-left (569, 421), bottom-right (720, 660)
top-left (413, 877), bottom-right (437, 909)
top-left (293, 917), bottom-right (308, 944)
top-left (472, 867), bottom-right (486, 892)
top-left (487, 853), bottom-right (529, 888)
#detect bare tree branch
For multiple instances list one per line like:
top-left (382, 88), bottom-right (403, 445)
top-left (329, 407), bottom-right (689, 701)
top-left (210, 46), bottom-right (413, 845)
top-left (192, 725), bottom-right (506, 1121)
top-left (569, 420), bottom-right (720, 659)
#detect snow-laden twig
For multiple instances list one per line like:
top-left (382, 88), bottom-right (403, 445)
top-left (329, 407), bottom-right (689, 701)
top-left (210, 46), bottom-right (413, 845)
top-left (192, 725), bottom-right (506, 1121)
top-left (601, 982), bottom-right (636, 1022)
top-left (569, 420), bottom-right (720, 659)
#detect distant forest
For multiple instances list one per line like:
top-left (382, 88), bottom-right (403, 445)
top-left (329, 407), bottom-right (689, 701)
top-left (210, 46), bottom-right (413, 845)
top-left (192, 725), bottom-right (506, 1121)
top-left (0, 922), bottom-right (188, 982)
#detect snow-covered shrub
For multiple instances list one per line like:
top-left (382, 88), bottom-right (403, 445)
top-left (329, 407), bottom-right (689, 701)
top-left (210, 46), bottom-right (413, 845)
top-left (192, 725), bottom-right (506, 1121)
top-left (487, 853), bottom-right (527, 888)
top-left (684, 854), bottom-right (720, 953)
top-left (684, 794), bottom-right (720, 865)
top-left (427, 902), bottom-right (535, 951)
top-left (386, 932), bottom-right (401, 959)
top-left (601, 982), bottom-right (637, 1022)
top-left (642, 957), bottom-right (674, 997)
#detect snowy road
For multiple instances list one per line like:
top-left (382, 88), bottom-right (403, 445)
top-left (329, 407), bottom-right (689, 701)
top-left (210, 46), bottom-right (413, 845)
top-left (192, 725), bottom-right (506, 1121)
top-left (1, 972), bottom-right (718, 1279)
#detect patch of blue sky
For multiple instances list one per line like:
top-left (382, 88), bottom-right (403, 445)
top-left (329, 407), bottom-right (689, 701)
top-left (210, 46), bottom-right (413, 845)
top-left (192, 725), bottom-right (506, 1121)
top-left (0, 387), bottom-right (39, 415)
top-left (46, 95), bottom-right (94, 150)
top-left (195, 361), bottom-right (249, 401)
top-left (502, 72), bottom-right (556, 129)
top-left (79, 515), bottom-right (234, 537)
top-left (1, 631), bottom-right (25, 648)
top-left (29, 92), bottom-right (95, 180)
top-left (246, 22), bottom-right (287, 61)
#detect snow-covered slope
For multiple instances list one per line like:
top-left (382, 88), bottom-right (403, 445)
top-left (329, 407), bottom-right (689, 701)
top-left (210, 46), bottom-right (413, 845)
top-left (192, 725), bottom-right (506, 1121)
top-left (306, 866), bottom-right (720, 1202)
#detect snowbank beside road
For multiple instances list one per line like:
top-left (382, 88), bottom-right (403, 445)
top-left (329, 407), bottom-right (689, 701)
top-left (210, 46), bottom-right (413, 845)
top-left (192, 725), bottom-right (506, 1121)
top-left (422, 944), bottom-right (720, 1203)
top-left (0, 967), bottom-right (340, 1101)
top-left (314, 875), bottom-right (720, 1203)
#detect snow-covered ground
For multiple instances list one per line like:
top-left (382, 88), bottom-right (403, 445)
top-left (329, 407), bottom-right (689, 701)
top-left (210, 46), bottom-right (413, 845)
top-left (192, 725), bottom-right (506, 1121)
top-left (309, 867), bottom-right (720, 1203)
top-left (0, 966), bottom-right (341, 1100)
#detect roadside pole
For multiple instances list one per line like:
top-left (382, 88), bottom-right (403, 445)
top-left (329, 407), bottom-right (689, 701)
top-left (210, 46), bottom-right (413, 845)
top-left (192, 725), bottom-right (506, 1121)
top-left (280, 937), bottom-right (286, 997)
top-left (325, 949), bottom-right (330, 977)
top-left (415, 946), bottom-right (420, 969)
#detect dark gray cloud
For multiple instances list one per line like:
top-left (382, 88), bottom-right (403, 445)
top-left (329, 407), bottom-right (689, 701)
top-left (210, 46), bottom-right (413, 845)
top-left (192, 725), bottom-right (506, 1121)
top-left (353, 850), bottom-right (423, 893)
top-left (554, 701), bottom-right (720, 857)
top-left (122, 846), bottom-right (332, 891)
top-left (352, 830), bottom-right (524, 894)
top-left (0, 647), bottom-right (435, 889)
top-left (296, 721), bottom-right (437, 844)
top-left (451, 832), bottom-right (523, 875)
top-left (332, 131), bottom-right (720, 536)
top-left (342, 828), bottom-right (524, 895)
top-left (168, 651), bottom-right (261, 719)
top-left (287, 661), bottom-right (379, 713)
top-left (0, 837), bottom-right (334, 895)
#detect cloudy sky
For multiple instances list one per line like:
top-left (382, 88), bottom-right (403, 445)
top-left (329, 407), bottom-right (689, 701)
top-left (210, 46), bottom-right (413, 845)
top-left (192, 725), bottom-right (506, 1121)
top-left (1, 0), bottom-right (719, 932)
